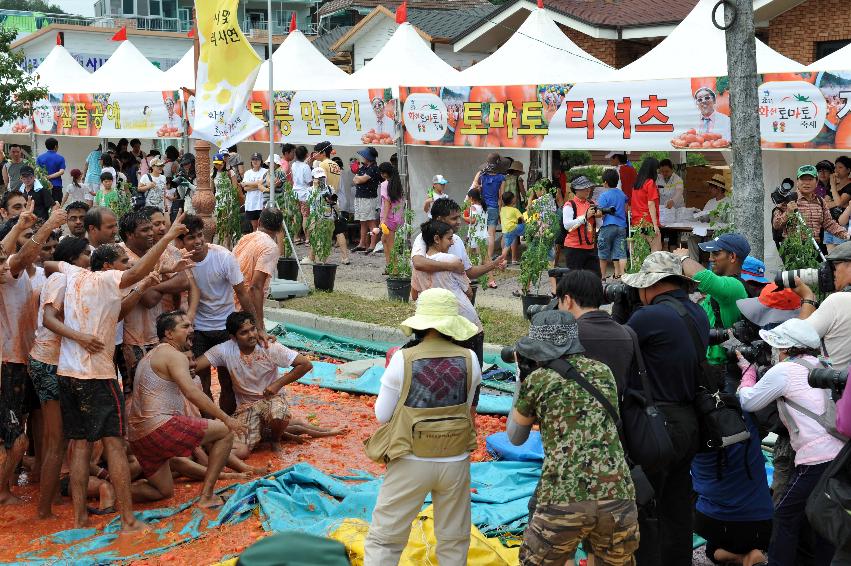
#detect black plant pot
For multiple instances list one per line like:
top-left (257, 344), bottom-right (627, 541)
top-left (521, 293), bottom-right (551, 320)
top-left (386, 277), bottom-right (412, 302)
top-left (312, 263), bottom-right (337, 292)
top-left (277, 257), bottom-right (299, 281)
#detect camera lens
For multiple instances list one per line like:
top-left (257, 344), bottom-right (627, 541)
top-left (808, 367), bottom-right (847, 392)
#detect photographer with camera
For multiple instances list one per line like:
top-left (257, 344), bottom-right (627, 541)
top-left (674, 233), bottom-right (752, 391)
top-left (772, 165), bottom-right (848, 251)
top-left (619, 251), bottom-right (707, 566)
top-left (507, 310), bottom-right (638, 566)
top-left (736, 318), bottom-right (844, 566)
top-left (562, 175), bottom-right (602, 276)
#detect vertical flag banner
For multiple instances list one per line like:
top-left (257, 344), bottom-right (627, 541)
top-left (194, 0), bottom-right (265, 148)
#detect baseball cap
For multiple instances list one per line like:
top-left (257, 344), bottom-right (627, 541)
top-left (20, 165), bottom-right (34, 176)
top-left (796, 165), bottom-right (818, 179)
top-left (314, 141), bottom-right (332, 154)
top-left (312, 166), bottom-right (326, 179)
top-left (736, 283), bottom-right (801, 327)
top-left (758, 318), bottom-right (820, 350)
top-left (740, 256), bottom-right (769, 283)
top-left (432, 175), bottom-right (448, 185)
top-left (571, 175), bottom-right (595, 191)
top-left (212, 152), bottom-right (226, 164)
top-left (357, 147), bottom-right (378, 161)
top-left (250, 152), bottom-right (263, 161)
top-left (605, 151), bottom-right (628, 158)
top-left (698, 233), bottom-right (751, 259)
top-left (826, 241), bottom-right (851, 262)
top-left (816, 159), bottom-right (835, 173)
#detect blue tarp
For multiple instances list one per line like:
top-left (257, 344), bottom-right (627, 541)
top-left (486, 431), bottom-right (544, 462)
top-left (12, 461), bottom-right (540, 564)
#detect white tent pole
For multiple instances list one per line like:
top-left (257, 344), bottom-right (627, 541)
top-left (267, 0), bottom-right (276, 208)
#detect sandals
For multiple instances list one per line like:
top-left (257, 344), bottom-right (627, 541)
top-left (87, 505), bottom-right (116, 515)
top-left (352, 246), bottom-right (366, 252)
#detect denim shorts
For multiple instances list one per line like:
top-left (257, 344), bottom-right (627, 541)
top-left (824, 232), bottom-right (848, 245)
top-left (486, 207), bottom-right (499, 227)
top-left (503, 224), bottom-right (525, 247)
top-left (597, 225), bottom-right (627, 260)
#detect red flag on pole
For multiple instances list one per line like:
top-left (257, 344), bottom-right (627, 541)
top-left (111, 27), bottom-right (127, 41)
top-left (537, 0), bottom-right (543, 7)
top-left (187, 28), bottom-right (195, 38)
top-left (289, 12), bottom-right (297, 32)
top-left (55, 32), bottom-right (62, 45)
top-left (396, 1), bottom-right (407, 23)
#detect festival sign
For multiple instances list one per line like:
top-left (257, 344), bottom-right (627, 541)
top-left (243, 88), bottom-right (398, 145)
top-left (400, 71), bottom-right (851, 150)
top-left (0, 91), bottom-right (183, 138)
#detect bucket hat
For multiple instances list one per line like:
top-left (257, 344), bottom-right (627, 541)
top-left (571, 175), bottom-right (594, 192)
top-left (758, 318), bottom-right (820, 350)
top-left (621, 251), bottom-right (697, 289)
top-left (515, 310), bottom-right (584, 363)
top-left (508, 161), bottom-right (525, 174)
top-left (357, 147), bottom-right (378, 161)
top-left (826, 241), bottom-right (851, 262)
top-left (736, 283), bottom-right (801, 327)
top-left (706, 173), bottom-right (727, 191)
top-left (400, 288), bottom-right (478, 342)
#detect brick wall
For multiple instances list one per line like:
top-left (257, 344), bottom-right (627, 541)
top-left (766, 0), bottom-right (851, 64)
top-left (558, 24), bottom-right (657, 69)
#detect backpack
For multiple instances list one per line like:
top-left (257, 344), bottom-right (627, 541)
top-left (780, 358), bottom-right (849, 443)
top-left (806, 441), bottom-right (851, 551)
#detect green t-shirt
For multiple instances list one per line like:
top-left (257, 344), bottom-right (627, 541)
top-left (693, 269), bottom-right (748, 366)
top-left (94, 189), bottom-right (117, 208)
top-left (514, 356), bottom-right (634, 505)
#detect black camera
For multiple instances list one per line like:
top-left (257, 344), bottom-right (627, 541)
top-left (774, 262), bottom-right (836, 294)
top-left (708, 328), bottom-right (728, 346)
top-left (770, 178), bottom-right (797, 205)
top-left (527, 298), bottom-right (558, 318)
top-left (604, 282), bottom-right (643, 324)
top-left (809, 366), bottom-right (848, 399)
top-left (731, 340), bottom-right (772, 367)
top-left (596, 206), bottom-right (616, 215)
top-left (501, 345), bottom-right (538, 382)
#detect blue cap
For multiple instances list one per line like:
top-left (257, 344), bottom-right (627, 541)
top-left (698, 232), bottom-right (751, 259)
top-left (740, 256), bottom-right (768, 283)
top-left (213, 152), bottom-right (227, 162)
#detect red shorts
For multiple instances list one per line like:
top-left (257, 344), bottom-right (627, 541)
top-left (130, 416), bottom-right (208, 478)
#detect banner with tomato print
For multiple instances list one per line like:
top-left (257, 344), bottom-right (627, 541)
top-left (242, 88), bottom-right (397, 145)
top-left (12, 91), bottom-right (184, 138)
top-left (400, 71), bottom-right (851, 150)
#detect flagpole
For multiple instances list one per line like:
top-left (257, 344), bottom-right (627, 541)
top-left (267, 0), bottom-right (276, 208)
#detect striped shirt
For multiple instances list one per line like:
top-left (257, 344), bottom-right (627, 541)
top-left (772, 195), bottom-right (848, 242)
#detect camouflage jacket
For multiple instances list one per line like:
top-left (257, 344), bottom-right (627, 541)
top-left (515, 355), bottom-right (635, 505)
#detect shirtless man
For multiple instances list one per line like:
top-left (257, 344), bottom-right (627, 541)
top-left (127, 310), bottom-right (247, 509)
top-left (196, 311), bottom-right (345, 456)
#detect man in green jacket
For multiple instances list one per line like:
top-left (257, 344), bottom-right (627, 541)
top-left (674, 233), bottom-right (751, 390)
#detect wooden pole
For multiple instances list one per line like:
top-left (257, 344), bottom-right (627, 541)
top-left (189, 11), bottom-right (215, 241)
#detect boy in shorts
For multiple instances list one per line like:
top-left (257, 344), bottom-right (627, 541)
top-left (595, 169), bottom-right (629, 280)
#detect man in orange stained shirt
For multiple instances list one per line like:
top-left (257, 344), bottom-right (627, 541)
top-left (232, 207), bottom-right (282, 333)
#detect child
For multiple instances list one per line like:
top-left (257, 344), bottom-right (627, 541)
top-left (423, 174), bottom-right (449, 218)
top-left (464, 188), bottom-right (495, 289)
top-left (596, 168), bottom-right (629, 279)
top-left (163, 181), bottom-right (176, 214)
top-left (66, 168), bottom-right (86, 205)
top-left (93, 171), bottom-right (117, 208)
top-left (378, 162), bottom-right (404, 274)
top-left (499, 191), bottom-right (525, 264)
top-left (411, 219), bottom-right (481, 331)
top-left (503, 161), bottom-right (526, 209)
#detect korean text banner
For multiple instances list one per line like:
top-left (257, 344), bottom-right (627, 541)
top-left (194, 0), bottom-right (264, 149)
top-left (244, 88), bottom-right (398, 145)
top-left (400, 72), bottom-right (851, 150)
top-left (0, 91), bottom-right (183, 138)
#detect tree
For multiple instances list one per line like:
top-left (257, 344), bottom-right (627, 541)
top-left (0, 26), bottom-right (48, 124)
top-left (0, 0), bottom-right (66, 13)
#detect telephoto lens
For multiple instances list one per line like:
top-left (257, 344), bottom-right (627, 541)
top-left (808, 367), bottom-right (848, 395)
top-left (774, 263), bottom-right (835, 293)
top-left (597, 206), bottom-right (616, 215)
top-left (708, 328), bottom-right (728, 346)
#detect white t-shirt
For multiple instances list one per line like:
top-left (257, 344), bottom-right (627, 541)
top-left (203, 340), bottom-right (298, 406)
top-left (242, 168), bottom-right (267, 212)
top-left (411, 233), bottom-right (472, 271)
top-left (190, 244), bottom-right (244, 331)
top-left (375, 347), bottom-right (482, 462)
top-left (807, 292), bottom-right (851, 370)
top-left (291, 161), bottom-right (313, 202)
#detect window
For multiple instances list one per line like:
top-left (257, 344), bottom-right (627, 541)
top-left (816, 40), bottom-right (850, 61)
top-left (274, 10), bottom-right (292, 28)
top-left (149, 0), bottom-right (161, 16)
top-left (178, 7), bottom-right (190, 31)
top-left (162, 0), bottom-right (176, 19)
top-left (122, 0), bottom-right (135, 15)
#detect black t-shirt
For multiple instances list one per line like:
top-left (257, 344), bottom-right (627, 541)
top-left (354, 162), bottom-right (380, 199)
top-left (577, 310), bottom-right (635, 397)
top-left (24, 185), bottom-right (55, 220)
top-left (627, 289), bottom-right (710, 403)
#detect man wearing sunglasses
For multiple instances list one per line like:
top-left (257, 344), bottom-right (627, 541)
top-left (694, 87), bottom-right (731, 139)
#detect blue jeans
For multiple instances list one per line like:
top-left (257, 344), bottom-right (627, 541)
top-left (486, 206), bottom-right (499, 227)
top-left (825, 232), bottom-right (848, 245)
top-left (503, 223), bottom-right (525, 247)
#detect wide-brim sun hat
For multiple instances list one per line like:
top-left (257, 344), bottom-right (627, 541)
top-left (737, 283), bottom-right (801, 327)
top-left (621, 251), bottom-right (697, 289)
top-left (758, 318), bottom-right (820, 350)
top-left (400, 288), bottom-right (478, 342)
top-left (508, 161), bottom-right (525, 174)
top-left (515, 310), bottom-right (584, 363)
top-left (357, 147), bottom-right (378, 161)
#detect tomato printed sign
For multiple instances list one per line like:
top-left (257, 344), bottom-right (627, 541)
top-left (759, 81), bottom-right (827, 144)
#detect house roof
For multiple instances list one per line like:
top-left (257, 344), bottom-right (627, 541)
top-left (540, 0), bottom-right (698, 28)
top-left (318, 0), bottom-right (491, 18)
top-left (312, 25), bottom-right (352, 57)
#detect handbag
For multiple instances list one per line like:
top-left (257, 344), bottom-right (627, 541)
top-left (806, 441), bottom-right (851, 551)
top-left (619, 326), bottom-right (676, 472)
top-left (655, 295), bottom-right (750, 452)
top-left (546, 358), bottom-right (654, 506)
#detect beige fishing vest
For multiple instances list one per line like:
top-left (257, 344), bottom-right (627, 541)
top-left (364, 337), bottom-right (477, 464)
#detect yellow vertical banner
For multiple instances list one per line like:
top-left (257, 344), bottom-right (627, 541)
top-left (194, 0), bottom-right (265, 148)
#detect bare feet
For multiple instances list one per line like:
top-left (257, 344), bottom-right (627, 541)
top-left (119, 518), bottom-right (146, 534)
top-left (0, 491), bottom-right (24, 505)
top-left (73, 512), bottom-right (89, 529)
top-left (37, 510), bottom-right (57, 520)
top-left (220, 471), bottom-right (253, 481)
top-left (197, 493), bottom-right (224, 509)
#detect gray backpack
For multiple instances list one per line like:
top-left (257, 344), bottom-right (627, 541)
top-left (779, 358), bottom-right (848, 442)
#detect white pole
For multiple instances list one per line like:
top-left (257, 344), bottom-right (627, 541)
top-left (266, 0), bottom-right (276, 208)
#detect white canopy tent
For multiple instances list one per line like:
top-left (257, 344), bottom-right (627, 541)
top-left (33, 45), bottom-right (91, 92)
top-left (616, 0), bottom-right (805, 81)
top-left (161, 48), bottom-right (194, 91)
top-left (458, 8), bottom-right (616, 85)
top-left (807, 43), bottom-right (851, 72)
top-left (255, 30), bottom-right (350, 90)
top-left (89, 40), bottom-right (167, 93)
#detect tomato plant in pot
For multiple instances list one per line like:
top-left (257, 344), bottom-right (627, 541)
top-left (275, 181), bottom-right (300, 280)
top-left (307, 188), bottom-right (337, 292)
top-left (386, 209), bottom-right (413, 302)
top-left (518, 195), bottom-right (558, 319)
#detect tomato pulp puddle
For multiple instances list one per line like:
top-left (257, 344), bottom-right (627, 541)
top-left (0, 362), bottom-right (507, 564)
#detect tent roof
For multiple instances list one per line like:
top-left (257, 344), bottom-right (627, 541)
top-left (161, 49), bottom-right (194, 91)
top-left (33, 45), bottom-right (91, 92)
top-left (615, 0), bottom-right (805, 81)
top-left (807, 43), bottom-right (851, 72)
top-left (89, 40), bottom-right (166, 92)
top-left (255, 30), bottom-right (350, 90)
top-left (346, 22), bottom-right (461, 88)
top-left (458, 8), bottom-right (615, 85)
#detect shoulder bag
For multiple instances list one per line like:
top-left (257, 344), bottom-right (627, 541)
top-left (807, 441), bottom-right (851, 551)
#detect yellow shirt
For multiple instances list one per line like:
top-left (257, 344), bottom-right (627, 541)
top-left (500, 206), bottom-right (524, 234)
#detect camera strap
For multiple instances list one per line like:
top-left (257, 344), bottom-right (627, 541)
top-left (654, 295), bottom-right (714, 392)
top-left (622, 325), bottom-right (657, 407)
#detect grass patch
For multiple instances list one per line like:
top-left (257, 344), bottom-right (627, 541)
top-left (281, 291), bottom-right (529, 346)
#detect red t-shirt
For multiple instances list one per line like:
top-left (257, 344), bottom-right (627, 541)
top-left (619, 164), bottom-right (637, 200)
top-left (630, 179), bottom-right (660, 226)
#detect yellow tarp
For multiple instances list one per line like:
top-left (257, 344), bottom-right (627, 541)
top-left (329, 505), bottom-right (519, 566)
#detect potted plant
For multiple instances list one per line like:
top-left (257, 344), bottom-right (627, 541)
top-left (626, 219), bottom-right (655, 274)
top-left (275, 180), bottom-right (301, 280)
top-left (307, 188), bottom-right (337, 291)
top-left (518, 194), bottom-right (558, 319)
top-left (214, 173), bottom-right (243, 250)
top-left (386, 209), bottom-right (413, 302)
top-left (110, 180), bottom-right (135, 219)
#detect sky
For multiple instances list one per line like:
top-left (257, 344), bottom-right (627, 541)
top-left (60, 0), bottom-right (95, 16)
